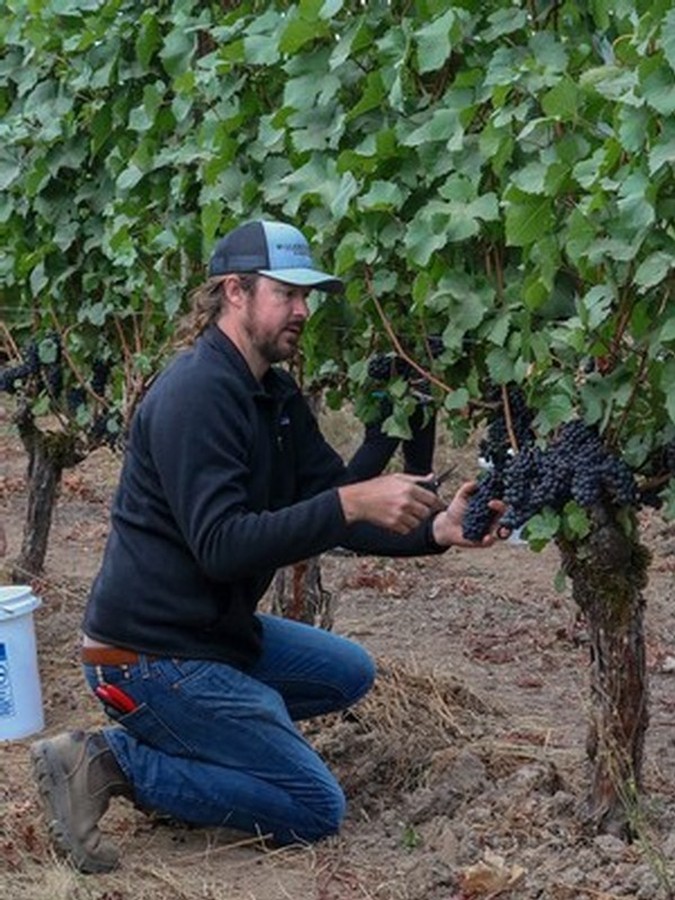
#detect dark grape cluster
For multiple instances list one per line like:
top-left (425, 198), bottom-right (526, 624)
top-left (367, 352), bottom-right (435, 403)
top-left (663, 441), bottom-right (675, 475)
top-left (90, 359), bottom-right (110, 396)
top-left (368, 354), bottom-right (396, 381)
top-left (427, 334), bottom-right (444, 358)
top-left (65, 358), bottom-right (112, 421)
top-left (24, 340), bottom-right (40, 374)
top-left (637, 439), bottom-right (675, 509)
top-left (89, 410), bottom-right (122, 448)
top-left (463, 414), bottom-right (639, 542)
top-left (462, 471), bottom-right (503, 542)
top-left (0, 362), bottom-right (33, 393)
top-left (479, 385), bottom-right (535, 470)
top-left (667, 441), bottom-right (675, 473)
top-left (409, 376), bottom-right (432, 400)
top-left (0, 337), bottom-right (121, 448)
top-left (499, 421), bottom-right (637, 533)
top-left (367, 353), bottom-right (414, 381)
top-left (367, 336), bottom-right (443, 384)
top-left (66, 386), bottom-right (87, 413)
top-left (0, 333), bottom-right (63, 397)
top-left (85, 359), bottom-right (120, 447)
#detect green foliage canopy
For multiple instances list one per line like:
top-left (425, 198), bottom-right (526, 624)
top-left (0, 0), bottom-right (673, 509)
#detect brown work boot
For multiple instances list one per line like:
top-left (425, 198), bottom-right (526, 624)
top-left (31, 730), bottom-right (133, 873)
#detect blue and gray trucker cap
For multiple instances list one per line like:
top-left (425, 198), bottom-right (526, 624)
top-left (208, 220), bottom-right (343, 294)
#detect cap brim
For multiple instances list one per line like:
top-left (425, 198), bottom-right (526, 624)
top-left (257, 268), bottom-right (344, 294)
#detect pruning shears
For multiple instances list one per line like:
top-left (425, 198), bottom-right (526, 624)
top-left (95, 683), bottom-right (138, 715)
top-left (418, 464), bottom-right (456, 494)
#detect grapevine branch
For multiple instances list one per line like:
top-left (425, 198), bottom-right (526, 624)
top-left (114, 311), bottom-right (174, 426)
top-left (48, 307), bottom-right (111, 411)
top-left (608, 287), bottom-right (636, 371)
top-left (606, 285), bottom-right (669, 448)
top-left (0, 320), bottom-right (20, 358)
top-left (114, 315), bottom-right (144, 427)
top-left (492, 246), bottom-right (504, 305)
top-left (363, 266), bottom-right (452, 395)
top-left (610, 346), bottom-right (650, 450)
top-left (639, 473), bottom-right (671, 493)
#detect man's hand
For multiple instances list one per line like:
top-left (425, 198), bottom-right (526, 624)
top-left (431, 481), bottom-right (506, 548)
top-left (338, 473), bottom-right (445, 534)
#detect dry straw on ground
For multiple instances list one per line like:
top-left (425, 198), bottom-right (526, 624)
top-left (309, 656), bottom-right (499, 803)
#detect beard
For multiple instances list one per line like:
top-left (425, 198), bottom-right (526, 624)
top-left (243, 308), bottom-right (304, 365)
top-left (256, 336), bottom-right (298, 364)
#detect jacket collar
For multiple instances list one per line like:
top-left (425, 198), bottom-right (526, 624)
top-left (202, 325), bottom-right (297, 402)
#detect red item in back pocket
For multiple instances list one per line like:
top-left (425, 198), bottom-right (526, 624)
top-left (95, 683), bottom-right (138, 714)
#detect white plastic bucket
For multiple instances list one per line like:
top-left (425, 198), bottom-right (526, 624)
top-left (0, 586), bottom-right (45, 741)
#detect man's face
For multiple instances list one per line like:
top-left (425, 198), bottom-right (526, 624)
top-left (242, 276), bottom-right (311, 364)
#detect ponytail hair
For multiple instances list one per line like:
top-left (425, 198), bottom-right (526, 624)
top-left (174, 274), bottom-right (259, 347)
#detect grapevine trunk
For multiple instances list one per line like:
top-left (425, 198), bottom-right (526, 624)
top-left (13, 405), bottom-right (83, 581)
top-left (271, 557), bottom-right (334, 630)
top-left (557, 503), bottom-right (651, 838)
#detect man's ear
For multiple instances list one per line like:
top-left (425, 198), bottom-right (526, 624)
top-left (221, 275), bottom-right (247, 309)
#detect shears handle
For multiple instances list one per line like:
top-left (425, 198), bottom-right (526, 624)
top-left (95, 683), bottom-right (138, 714)
top-left (416, 465), bottom-right (456, 494)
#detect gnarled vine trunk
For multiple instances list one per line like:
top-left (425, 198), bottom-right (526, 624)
top-left (271, 556), bottom-right (334, 629)
top-left (12, 404), bottom-right (84, 582)
top-left (270, 389), bottom-right (334, 630)
top-left (557, 501), bottom-right (651, 838)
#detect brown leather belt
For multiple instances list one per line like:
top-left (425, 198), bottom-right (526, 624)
top-left (81, 646), bottom-right (146, 666)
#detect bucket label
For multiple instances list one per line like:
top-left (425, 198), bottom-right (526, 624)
top-left (0, 643), bottom-right (15, 718)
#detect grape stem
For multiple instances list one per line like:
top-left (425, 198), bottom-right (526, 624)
top-left (0, 319), bottom-right (20, 359)
top-left (501, 383), bottom-right (520, 454)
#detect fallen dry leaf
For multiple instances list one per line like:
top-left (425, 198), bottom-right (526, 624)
top-left (460, 848), bottom-right (527, 897)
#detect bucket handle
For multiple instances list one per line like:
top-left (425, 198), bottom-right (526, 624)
top-left (0, 608), bottom-right (21, 618)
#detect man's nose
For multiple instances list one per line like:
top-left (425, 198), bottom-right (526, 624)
top-left (292, 294), bottom-right (310, 318)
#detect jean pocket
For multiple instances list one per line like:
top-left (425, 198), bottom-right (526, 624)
top-left (106, 701), bottom-right (193, 757)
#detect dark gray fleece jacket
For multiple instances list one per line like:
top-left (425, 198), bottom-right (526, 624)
top-left (83, 325), bottom-right (445, 668)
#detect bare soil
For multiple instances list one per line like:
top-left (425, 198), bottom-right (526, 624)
top-left (1, 403), bottom-right (675, 900)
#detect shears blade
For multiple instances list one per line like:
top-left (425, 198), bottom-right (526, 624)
top-left (418, 464), bottom-right (456, 494)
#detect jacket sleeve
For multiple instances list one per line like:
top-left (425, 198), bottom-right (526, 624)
top-left (137, 366), bottom-right (353, 581)
top-left (138, 364), bottom-right (445, 582)
top-left (286, 392), bottom-right (447, 558)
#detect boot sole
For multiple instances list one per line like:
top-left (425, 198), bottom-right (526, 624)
top-left (31, 739), bottom-right (119, 874)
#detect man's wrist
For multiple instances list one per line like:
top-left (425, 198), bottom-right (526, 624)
top-left (425, 512), bottom-right (447, 551)
top-left (337, 484), bottom-right (355, 524)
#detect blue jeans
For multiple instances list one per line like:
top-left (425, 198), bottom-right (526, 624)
top-left (83, 614), bottom-right (376, 845)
